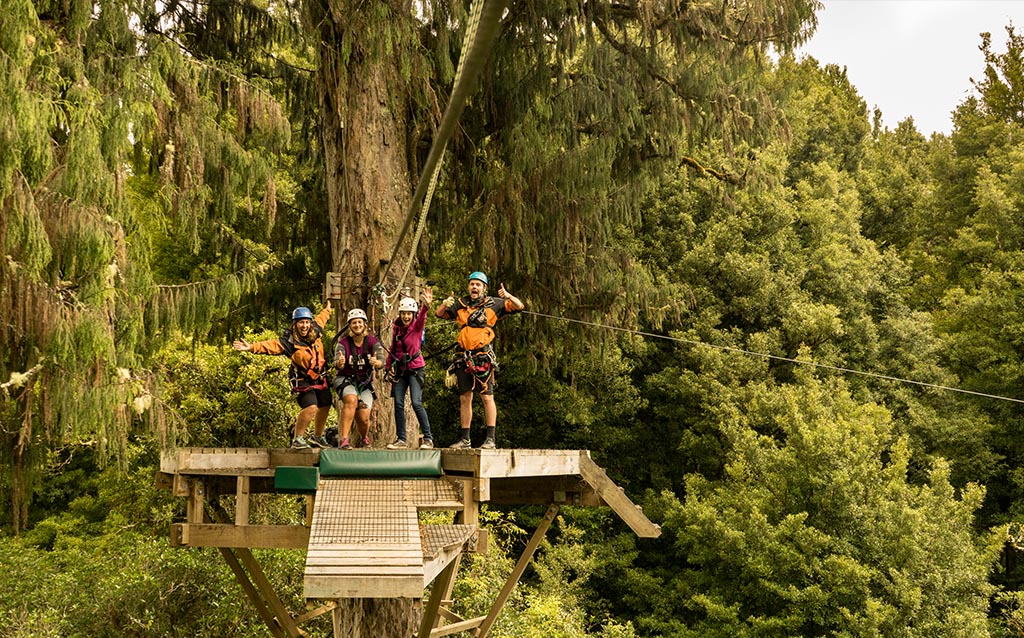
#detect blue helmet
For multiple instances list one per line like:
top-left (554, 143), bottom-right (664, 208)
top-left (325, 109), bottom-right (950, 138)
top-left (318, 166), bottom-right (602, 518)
top-left (291, 307), bottom-right (314, 322)
top-left (468, 271), bottom-right (489, 286)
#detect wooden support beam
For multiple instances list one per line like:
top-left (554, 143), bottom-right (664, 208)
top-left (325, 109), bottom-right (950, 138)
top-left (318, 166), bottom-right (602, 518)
top-left (476, 503), bottom-right (560, 638)
top-left (294, 601), bottom-right (337, 624)
top-left (236, 547), bottom-right (304, 638)
top-left (579, 455), bottom-right (661, 538)
top-left (220, 548), bottom-right (288, 638)
top-left (293, 601), bottom-right (336, 624)
top-left (455, 478), bottom-right (478, 528)
top-left (418, 558), bottom-right (459, 638)
top-left (172, 523), bottom-right (310, 548)
top-left (429, 615), bottom-right (486, 638)
top-left (236, 476), bottom-right (250, 525)
top-left (187, 479), bottom-right (206, 524)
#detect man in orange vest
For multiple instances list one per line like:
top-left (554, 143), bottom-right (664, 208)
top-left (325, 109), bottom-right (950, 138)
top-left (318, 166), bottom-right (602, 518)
top-left (436, 271), bottom-right (523, 449)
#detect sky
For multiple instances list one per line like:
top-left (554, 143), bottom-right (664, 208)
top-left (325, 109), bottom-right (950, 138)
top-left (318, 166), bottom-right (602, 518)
top-left (796, 0), bottom-right (1024, 135)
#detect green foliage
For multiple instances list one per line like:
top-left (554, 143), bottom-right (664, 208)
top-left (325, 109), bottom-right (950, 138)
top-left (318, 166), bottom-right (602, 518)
top-left (0, 531), bottom-right (305, 638)
top-left (622, 377), bottom-right (998, 638)
top-left (154, 337), bottom-right (307, 448)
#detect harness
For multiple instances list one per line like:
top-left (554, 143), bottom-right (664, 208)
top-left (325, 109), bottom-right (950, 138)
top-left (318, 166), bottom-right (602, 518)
top-left (280, 327), bottom-right (328, 393)
top-left (335, 335), bottom-right (380, 394)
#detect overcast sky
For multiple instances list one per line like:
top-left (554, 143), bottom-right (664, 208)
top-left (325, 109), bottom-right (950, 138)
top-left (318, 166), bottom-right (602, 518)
top-left (796, 0), bottom-right (1024, 135)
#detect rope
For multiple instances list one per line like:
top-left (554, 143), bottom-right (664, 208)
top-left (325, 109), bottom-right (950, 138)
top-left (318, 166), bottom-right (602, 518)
top-left (378, 0), bottom-right (508, 292)
top-left (520, 310), bottom-right (1024, 405)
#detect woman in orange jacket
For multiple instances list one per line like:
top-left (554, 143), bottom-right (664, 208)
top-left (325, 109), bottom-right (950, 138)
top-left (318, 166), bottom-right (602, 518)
top-left (233, 302), bottom-right (333, 449)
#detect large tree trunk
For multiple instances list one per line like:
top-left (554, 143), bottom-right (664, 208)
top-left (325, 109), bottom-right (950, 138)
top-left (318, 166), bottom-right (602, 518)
top-left (317, 9), bottom-right (414, 314)
top-left (332, 599), bottom-right (422, 637)
top-left (314, 1), bottom-right (421, 631)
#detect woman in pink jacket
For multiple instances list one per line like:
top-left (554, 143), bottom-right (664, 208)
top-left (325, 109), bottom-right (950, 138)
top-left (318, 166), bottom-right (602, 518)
top-left (385, 288), bottom-right (434, 449)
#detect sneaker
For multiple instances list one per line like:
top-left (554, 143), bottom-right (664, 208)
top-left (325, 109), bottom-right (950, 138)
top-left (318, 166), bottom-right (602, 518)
top-left (419, 439), bottom-right (434, 450)
top-left (479, 437), bottom-right (496, 450)
top-left (361, 436), bottom-right (372, 448)
top-left (449, 438), bottom-right (472, 449)
top-left (386, 439), bottom-right (407, 450)
top-left (308, 434), bottom-right (329, 449)
top-left (339, 437), bottom-right (352, 450)
top-left (291, 436), bottom-right (311, 450)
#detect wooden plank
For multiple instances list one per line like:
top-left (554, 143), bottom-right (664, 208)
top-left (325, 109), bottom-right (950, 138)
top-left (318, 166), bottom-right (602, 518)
top-left (305, 566), bottom-right (424, 576)
top-left (307, 544), bottom-right (420, 551)
top-left (476, 450), bottom-right (583, 479)
top-left (437, 451), bottom-right (481, 474)
top-left (578, 454), bottom-right (661, 538)
top-left (306, 549), bottom-right (422, 559)
top-left (172, 448), bottom-right (273, 472)
top-left (176, 523), bottom-right (309, 549)
top-left (305, 575), bottom-right (423, 599)
top-left (306, 558), bottom-right (423, 568)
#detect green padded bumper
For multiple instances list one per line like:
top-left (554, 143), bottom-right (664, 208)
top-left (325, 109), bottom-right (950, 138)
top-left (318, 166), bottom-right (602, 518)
top-left (274, 466), bottom-right (320, 494)
top-left (319, 449), bottom-right (442, 477)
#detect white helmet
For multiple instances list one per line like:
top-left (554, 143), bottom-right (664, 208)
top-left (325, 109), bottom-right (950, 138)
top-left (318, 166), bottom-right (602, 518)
top-left (347, 308), bottom-right (367, 323)
top-left (397, 297), bottom-right (418, 313)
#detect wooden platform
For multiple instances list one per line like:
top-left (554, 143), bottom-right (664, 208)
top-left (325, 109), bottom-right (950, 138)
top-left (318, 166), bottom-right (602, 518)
top-left (158, 446), bottom-right (660, 633)
top-left (304, 478), bottom-right (472, 599)
top-left (160, 447), bottom-right (659, 539)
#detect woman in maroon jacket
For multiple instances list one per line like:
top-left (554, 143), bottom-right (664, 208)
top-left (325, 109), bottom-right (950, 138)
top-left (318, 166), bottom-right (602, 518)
top-left (385, 288), bottom-right (434, 449)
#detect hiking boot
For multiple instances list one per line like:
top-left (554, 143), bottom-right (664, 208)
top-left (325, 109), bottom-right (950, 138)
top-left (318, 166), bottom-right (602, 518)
top-left (339, 437), bottom-right (352, 450)
top-left (291, 436), bottom-right (311, 450)
top-left (361, 435), bottom-right (372, 448)
top-left (479, 437), bottom-right (496, 450)
top-left (386, 439), bottom-right (407, 450)
top-left (449, 438), bottom-right (472, 449)
top-left (419, 439), bottom-right (434, 450)
top-left (308, 434), bottom-right (329, 449)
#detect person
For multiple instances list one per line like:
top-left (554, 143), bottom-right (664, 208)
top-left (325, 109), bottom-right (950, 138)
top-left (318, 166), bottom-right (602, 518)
top-left (332, 308), bottom-right (385, 449)
top-left (436, 271), bottom-right (524, 449)
top-left (233, 303), bottom-right (334, 449)
top-left (385, 289), bottom-right (435, 449)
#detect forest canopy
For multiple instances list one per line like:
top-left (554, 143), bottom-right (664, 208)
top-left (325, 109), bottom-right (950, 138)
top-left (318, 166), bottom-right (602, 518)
top-left (3, 0), bottom-right (1024, 636)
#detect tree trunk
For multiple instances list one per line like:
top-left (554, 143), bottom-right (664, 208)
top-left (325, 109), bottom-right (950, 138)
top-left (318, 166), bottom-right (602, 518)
top-left (332, 599), bottom-right (422, 638)
top-left (317, 12), bottom-right (413, 314)
top-left (315, 1), bottom-right (421, 631)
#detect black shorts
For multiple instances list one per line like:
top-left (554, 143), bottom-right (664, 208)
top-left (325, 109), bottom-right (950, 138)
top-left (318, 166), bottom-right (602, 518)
top-left (296, 387), bottom-right (332, 409)
top-left (455, 366), bottom-right (494, 395)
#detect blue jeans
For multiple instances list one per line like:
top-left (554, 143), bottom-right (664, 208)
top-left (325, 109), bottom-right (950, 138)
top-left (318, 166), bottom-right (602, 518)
top-left (393, 370), bottom-right (431, 442)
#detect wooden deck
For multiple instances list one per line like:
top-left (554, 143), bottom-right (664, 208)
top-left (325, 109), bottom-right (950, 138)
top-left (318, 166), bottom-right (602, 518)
top-left (158, 446), bottom-right (659, 636)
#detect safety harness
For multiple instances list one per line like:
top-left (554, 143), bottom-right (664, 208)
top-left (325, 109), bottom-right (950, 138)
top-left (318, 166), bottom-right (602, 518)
top-left (279, 326), bottom-right (328, 393)
top-left (450, 297), bottom-right (500, 390)
top-left (334, 334), bottom-right (381, 396)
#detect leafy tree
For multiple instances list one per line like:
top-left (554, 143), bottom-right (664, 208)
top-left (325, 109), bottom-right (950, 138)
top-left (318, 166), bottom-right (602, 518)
top-left (614, 377), bottom-right (998, 638)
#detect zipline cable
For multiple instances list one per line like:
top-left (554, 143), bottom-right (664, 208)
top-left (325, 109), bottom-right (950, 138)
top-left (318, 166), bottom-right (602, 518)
top-left (521, 310), bottom-right (1024, 405)
top-left (378, 0), bottom-right (507, 293)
